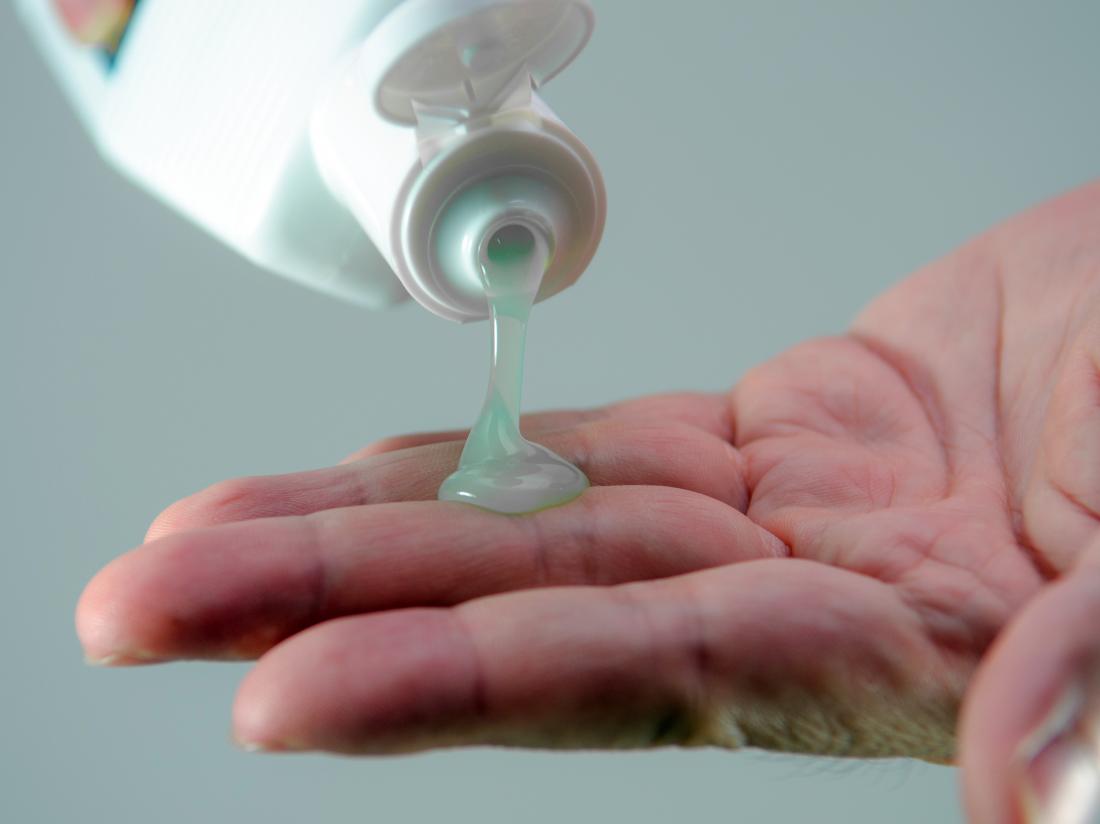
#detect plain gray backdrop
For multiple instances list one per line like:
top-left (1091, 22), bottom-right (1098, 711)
top-left (3, 1), bottom-right (1099, 822)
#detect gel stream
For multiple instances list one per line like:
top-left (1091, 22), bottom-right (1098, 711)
top-left (437, 222), bottom-right (588, 514)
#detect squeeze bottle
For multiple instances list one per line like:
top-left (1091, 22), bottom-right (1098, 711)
top-left (16, 0), bottom-right (606, 320)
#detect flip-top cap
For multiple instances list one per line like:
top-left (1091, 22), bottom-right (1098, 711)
top-left (359, 0), bottom-right (595, 125)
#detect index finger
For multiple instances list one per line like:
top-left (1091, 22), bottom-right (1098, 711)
top-left (341, 391), bottom-right (734, 462)
top-left (145, 392), bottom-right (739, 540)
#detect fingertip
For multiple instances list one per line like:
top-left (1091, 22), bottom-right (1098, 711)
top-left (230, 619), bottom-right (344, 750)
top-left (144, 476), bottom-right (265, 541)
top-left (76, 551), bottom-right (166, 665)
top-left (231, 664), bottom-right (298, 753)
top-left (144, 503), bottom-right (183, 543)
top-left (231, 610), bottom-right (475, 755)
top-left (77, 530), bottom-right (273, 665)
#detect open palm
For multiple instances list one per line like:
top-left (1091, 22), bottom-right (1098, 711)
top-left (79, 182), bottom-right (1100, 824)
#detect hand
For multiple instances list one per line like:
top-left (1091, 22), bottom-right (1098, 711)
top-left (77, 181), bottom-right (1100, 824)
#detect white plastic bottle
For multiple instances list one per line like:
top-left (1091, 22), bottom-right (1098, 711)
top-left (16, 0), bottom-right (606, 321)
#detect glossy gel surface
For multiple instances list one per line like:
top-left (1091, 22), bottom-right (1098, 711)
top-left (438, 223), bottom-right (588, 514)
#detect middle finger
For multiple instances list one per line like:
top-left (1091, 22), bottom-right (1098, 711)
top-left (79, 486), bottom-right (784, 665)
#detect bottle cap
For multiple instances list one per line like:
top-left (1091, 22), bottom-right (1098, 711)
top-left (359, 0), bottom-right (595, 125)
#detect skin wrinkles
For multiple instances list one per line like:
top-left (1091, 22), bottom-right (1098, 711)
top-left (74, 182), bottom-right (1100, 824)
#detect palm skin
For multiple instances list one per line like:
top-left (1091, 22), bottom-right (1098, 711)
top-left (78, 182), bottom-right (1100, 824)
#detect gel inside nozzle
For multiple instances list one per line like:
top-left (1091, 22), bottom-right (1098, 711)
top-left (430, 174), bottom-right (566, 314)
top-left (486, 224), bottom-right (536, 266)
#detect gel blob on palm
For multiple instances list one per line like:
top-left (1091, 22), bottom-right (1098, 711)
top-left (435, 180), bottom-right (588, 514)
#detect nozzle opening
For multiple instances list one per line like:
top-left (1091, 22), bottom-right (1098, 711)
top-left (485, 224), bottom-right (536, 266)
top-left (399, 122), bottom-right (605, 322)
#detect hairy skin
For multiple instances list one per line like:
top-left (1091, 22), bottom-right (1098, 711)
top-left (77, 182), bottom-right (1100, 824)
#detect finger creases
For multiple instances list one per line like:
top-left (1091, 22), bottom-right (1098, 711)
top-left (144, 416), bottom-right (746, 542)
top-left (77, 486), bottom-right (782, 665)
top-left (230, 560), bottom-right (961, 759)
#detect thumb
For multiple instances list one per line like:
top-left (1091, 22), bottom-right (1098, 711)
top-left (960, 541), bottom-right (1100, 824)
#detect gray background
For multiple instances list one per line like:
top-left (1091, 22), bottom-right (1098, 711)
top-left (3, 1), bottom-right (1099, 822)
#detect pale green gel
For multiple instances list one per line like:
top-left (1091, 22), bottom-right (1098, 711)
top-left (438, 221), bottom-right (589, 514)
